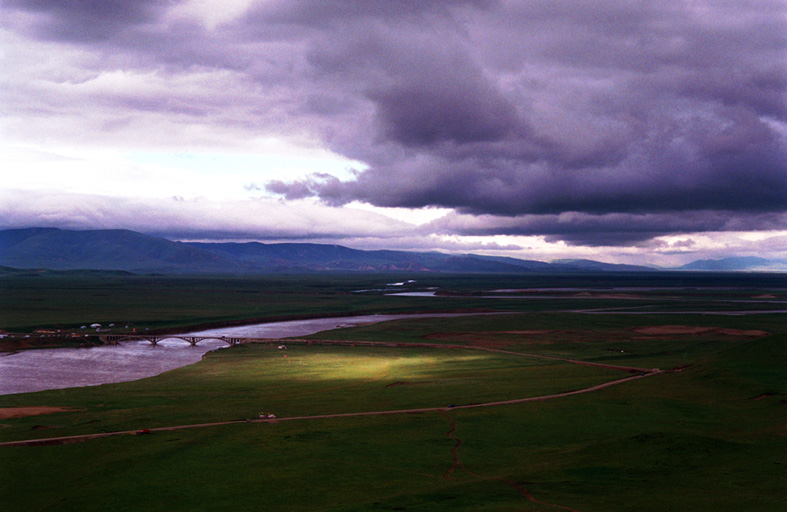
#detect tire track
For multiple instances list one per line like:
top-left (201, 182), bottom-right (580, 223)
top-left (439, 409), bottom-right (580, 512)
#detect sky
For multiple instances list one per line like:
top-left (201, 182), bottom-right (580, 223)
top-left (1, 0), bottom-right (786, 266)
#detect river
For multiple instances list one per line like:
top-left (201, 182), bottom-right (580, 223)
top-left (0, 313), bottom-right (481, 396)
top-left (3, 302), bottom-right (784, 396)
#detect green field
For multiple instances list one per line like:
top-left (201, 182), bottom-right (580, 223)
top-left (1, 274), bottom-right (785, 511)
top-left (0, 273), bottom-right (442, 333)
top-left (4, 271), bottom-right (785, 334)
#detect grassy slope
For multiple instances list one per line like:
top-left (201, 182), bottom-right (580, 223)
top-left (1, 307), bottom-right (785, 511)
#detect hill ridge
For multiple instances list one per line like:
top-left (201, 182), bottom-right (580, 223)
top-left (0, 226), bottom-right (714, 275)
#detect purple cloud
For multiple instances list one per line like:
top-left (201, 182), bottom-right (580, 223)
top-left (261, 0), bottom-right (787, 230)
top-left (3, 0), bottom-right (179, 42)
top-left (425, 210), bottom-right (787, 246)
top-left (2, 0), bottom-right (786, 248)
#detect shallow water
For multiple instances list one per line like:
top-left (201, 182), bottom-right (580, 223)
top-left (0, 313), bottom-right (481, 396)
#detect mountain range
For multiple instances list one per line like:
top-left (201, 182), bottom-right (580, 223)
top-left (0, 228), bottom-right (783, 274)
top-left (677, 256), bottom-right (787, 272)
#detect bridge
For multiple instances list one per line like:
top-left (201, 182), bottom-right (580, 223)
top-left (97, 335), bottom-right (434, 348)
top-left (99, 334), bottom-right (252, 346)
top-left (97, 334), bottom-right (457, 348)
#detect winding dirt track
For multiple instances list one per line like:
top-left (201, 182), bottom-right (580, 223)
top-left (0, 371), bottom-right (658, 448)
top-left (1, 343), bottom-right (662, 512)
top-left (0, 337), bottom-right (662, 449)
top-left (439, 410), bottom-right (580, 512)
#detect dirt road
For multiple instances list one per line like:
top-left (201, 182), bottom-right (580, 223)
top-left (0, 371), bottom-right (658, 447)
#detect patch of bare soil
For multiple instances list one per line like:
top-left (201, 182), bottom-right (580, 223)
top-left (0, 406), bottom-right (82, 419)
top-left (714, 328), bottom-right (770, 336)
top-left (633, 325), bottom-right (768, 336)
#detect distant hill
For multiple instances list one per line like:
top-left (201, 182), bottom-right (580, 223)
top-left (186, 241), bottom-right (561, 273)
top-left (550, 259), bottom-right (653, 272)
top-left (0, 228), bottom-right (252, 274)
top-left (0, 227), bottom-right (663, 275)
top-left (678, 257), bottom-right (787, 271)
top-left (0, 265), bottom-right (135, 278)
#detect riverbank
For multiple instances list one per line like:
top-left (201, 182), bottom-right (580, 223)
top-left (0, 311), bottom-right (504, 395)
top-left (0, 307), bottom-right (498, 353)
top-left (2, 311), bottom-right (783, 512)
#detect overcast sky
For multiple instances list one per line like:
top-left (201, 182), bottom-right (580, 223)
top-left (1, 0), bottom-right (786, 265)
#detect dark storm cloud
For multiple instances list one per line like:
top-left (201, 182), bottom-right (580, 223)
top-left (367, 67), bottom-right (519, 147)
top-left (3, 0), bottom-right (786, 245)
top-left (3, 0), bottom-right (180, 41)
top-left (426, 210), bottom-right (787, 246)
top-left (257, 0), bottom-right (787, 230)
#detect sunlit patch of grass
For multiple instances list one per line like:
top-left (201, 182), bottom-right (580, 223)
top-left (273, 351), bottom-right (490, 381)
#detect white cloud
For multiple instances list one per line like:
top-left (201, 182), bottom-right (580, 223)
top-left (166, 0), bottom-right (258, 30)
top-left (0, 140), bottom-right (364, 202)
top-left (0, 189), bottom-right (415, 241)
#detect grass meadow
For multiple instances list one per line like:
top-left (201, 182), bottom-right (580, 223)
top-left (1, 274), bottom-right (785, 510)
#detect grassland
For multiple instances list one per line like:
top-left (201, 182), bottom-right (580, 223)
top-left (4, 270), bottom-right (784, 334)
top-left (0, 273), bottom-right (442, 333)
top-left (1, 273), bottom-right (785, 511)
